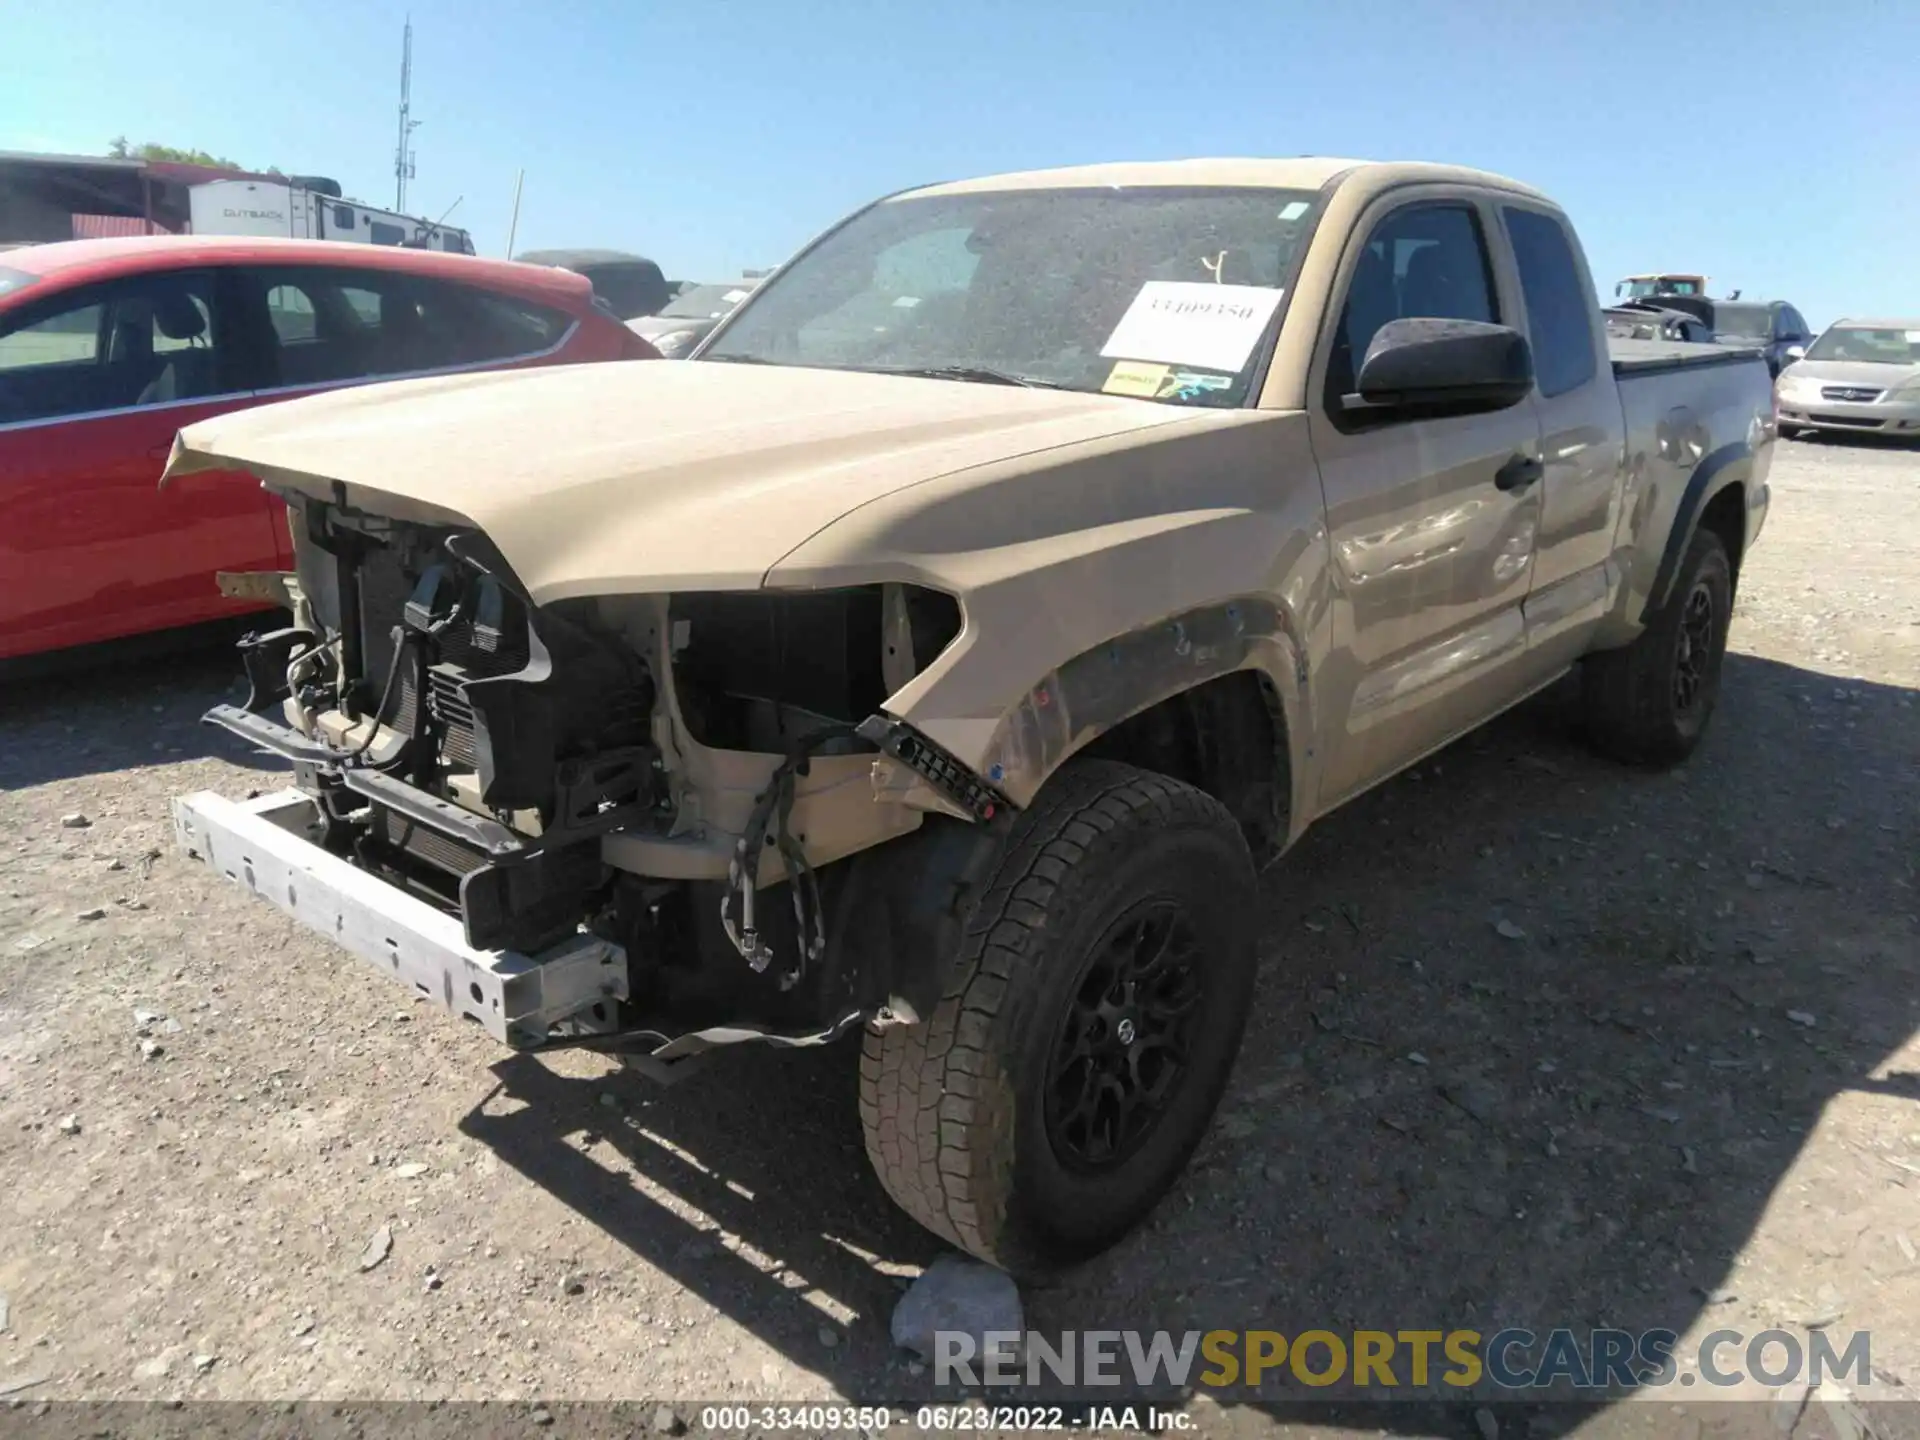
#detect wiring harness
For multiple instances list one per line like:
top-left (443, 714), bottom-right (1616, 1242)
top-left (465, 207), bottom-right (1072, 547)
top-left (719, 723), bottom-right (860, 990)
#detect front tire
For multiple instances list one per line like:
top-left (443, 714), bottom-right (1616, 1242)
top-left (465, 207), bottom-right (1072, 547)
top-left (858, 761), bottom-right (1258, 1276)
top-left (1582, 527), bottom-right (1733, 767)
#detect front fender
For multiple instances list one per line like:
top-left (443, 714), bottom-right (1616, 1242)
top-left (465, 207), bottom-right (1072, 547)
top-left (765, 408), bottom-right (1333, 837)
top-left (965, 598), bottom-right (1309, 822)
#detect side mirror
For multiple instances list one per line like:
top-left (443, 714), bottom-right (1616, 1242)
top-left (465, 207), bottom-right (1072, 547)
top-left (1784, 345), bottom-right (1807, 364)
top-left (1348, 317), bottom-right (1534, 417)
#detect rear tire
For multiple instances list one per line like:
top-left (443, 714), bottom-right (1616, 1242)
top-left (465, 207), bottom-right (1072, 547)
top-left (1582, 527), bottom-right (1733, 767)
top-left (858, 761), bottom-right (1257, 1277)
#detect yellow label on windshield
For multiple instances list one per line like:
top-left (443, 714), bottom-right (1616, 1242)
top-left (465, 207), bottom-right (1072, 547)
top-left (1102, 360), bottom-right (1170, 397)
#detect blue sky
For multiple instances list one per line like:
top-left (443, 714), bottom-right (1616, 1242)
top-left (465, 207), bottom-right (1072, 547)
top-left (4, 0), bottom-right (1915, 327)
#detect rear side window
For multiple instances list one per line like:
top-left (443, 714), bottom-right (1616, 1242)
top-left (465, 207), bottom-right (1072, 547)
top-left (245, 266), bottom-right (573, 390)
top-left (339, 285), bottom-right (384, 326)
top-left (266, 284), bottom-right (319, 343)
top-left (1503, 206), bottom-right (1598, 398)
top-left (445, 288), bottom-right (572, 357)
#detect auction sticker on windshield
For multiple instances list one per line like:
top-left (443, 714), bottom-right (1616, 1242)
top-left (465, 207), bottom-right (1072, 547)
top-left (1157, 370), bottom-right (1233, 400)
top-left (1101, 360), bottom-right (1170, 397)
top-left (1101, 281), bottom-right (1285, 372)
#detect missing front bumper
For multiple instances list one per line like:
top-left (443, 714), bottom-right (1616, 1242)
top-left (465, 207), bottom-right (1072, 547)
top-left (173, 788), bottom-right (878, 1064)
top-left (172, 789), bottom-right (627, 1047)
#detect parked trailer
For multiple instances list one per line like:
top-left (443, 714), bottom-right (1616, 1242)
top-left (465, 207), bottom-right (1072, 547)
top-left (188, 179), bottom-right (473, 254)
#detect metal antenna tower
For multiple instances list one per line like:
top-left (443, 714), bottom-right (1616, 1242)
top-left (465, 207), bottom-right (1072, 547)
top-left (394, 18), bottom-right (420, 212)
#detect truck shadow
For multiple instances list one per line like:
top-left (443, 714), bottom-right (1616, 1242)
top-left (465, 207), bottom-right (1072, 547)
top-left (0, 619), bottom-right (287, 788)
top-left (460, 649), bottom-right (1919, 1428)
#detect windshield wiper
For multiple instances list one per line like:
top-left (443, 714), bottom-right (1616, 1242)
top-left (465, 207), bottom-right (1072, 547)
top-left (863, 364), bottom-right (1067, 390)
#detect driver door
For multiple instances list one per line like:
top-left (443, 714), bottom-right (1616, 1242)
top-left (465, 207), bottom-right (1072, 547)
top-left (0, 268), bottom-right (279, 658)
top-left (1304, 191), bottom-right (1549, 810)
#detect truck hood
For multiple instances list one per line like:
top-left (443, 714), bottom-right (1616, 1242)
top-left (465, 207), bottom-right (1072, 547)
top-left (164, 359), bottom-right (1206, 602)
top-left (1780, 358), bottom-right (1920, 389)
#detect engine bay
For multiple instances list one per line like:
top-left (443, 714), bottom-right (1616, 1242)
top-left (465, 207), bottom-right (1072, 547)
top-left (206, 494), bottom-right (994, 1052)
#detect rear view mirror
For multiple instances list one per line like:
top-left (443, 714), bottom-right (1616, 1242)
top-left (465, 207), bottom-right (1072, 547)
top-left (1348, 317), bottom-right (1534, 417)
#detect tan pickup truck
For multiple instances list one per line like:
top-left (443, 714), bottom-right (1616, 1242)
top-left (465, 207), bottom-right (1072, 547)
top-left (168, 157), bottom-right (1774, 1276)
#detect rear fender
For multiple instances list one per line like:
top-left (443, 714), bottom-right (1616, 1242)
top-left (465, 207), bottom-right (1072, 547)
top-left (1595, 431), bottom-right (1755, 650)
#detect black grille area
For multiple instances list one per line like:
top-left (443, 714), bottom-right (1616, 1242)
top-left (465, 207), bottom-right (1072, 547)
top-left (437, 612), bottom-right (531, 675)
top-left (1822, 386), bottom-right (1883, 403)
top-left (380, 806), bottom-right (487, 878)
top-left (427, 666), bottom-right (479, 766)
top-left (604, 686), bottom-right (651, 741)
top-left (343, 533), bottom-right (657, 828)
top-left (416, 610), bottom-right (533, 771)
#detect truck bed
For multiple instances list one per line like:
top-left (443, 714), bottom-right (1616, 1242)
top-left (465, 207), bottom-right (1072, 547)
top-left (1609, 336), bottom-right (1767, 376)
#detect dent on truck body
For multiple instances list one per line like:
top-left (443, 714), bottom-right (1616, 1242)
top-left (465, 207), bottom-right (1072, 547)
top-left (767, 410), bottom-right (1331, 837)
top-left (976, 597), bottom-right (1293, 800)
top-left (1596, 361), bottom-right (1769, 647)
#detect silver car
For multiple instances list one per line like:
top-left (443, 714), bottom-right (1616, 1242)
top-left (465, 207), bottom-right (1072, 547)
top-left (626, 280), bottom-right (760, 359)
top-left (1775, 319), bottom-right (1920, 439)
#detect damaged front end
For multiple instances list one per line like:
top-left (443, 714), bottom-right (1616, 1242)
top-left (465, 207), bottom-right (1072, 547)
top-left (179, 494), bottom-right (1011, 1069)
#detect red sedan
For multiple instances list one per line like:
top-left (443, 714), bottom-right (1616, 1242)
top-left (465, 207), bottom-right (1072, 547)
top-left (0, 235), bottom-right (656, 661)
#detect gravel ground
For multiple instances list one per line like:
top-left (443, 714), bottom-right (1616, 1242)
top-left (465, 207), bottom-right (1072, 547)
top-left (1, 435), bottom-right (1916, 1437)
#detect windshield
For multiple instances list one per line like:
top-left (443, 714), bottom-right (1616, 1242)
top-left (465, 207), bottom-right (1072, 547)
top-left (1805, 325), bottom-right (1920, 364)
top-left (661, 283), bottom-right (754, 319)
top-left (703, 186), bottom-right (1322, 407)
top-left (1711, 303), bottom-right (1773, 340)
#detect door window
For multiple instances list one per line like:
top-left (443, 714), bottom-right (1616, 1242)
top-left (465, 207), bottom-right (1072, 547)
top-left (0, 271), bottom-right (225, 424)
top-left (1502, 206), bottom-right (1598, 398)
top-left (1328, 204), bottom-right (1498, 404)
top-left (0, 302), bottom-right (102, 374)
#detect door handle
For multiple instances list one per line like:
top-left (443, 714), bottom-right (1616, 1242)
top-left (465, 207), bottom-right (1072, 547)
top-left (1495, 455), bottom-right (1543, 492)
